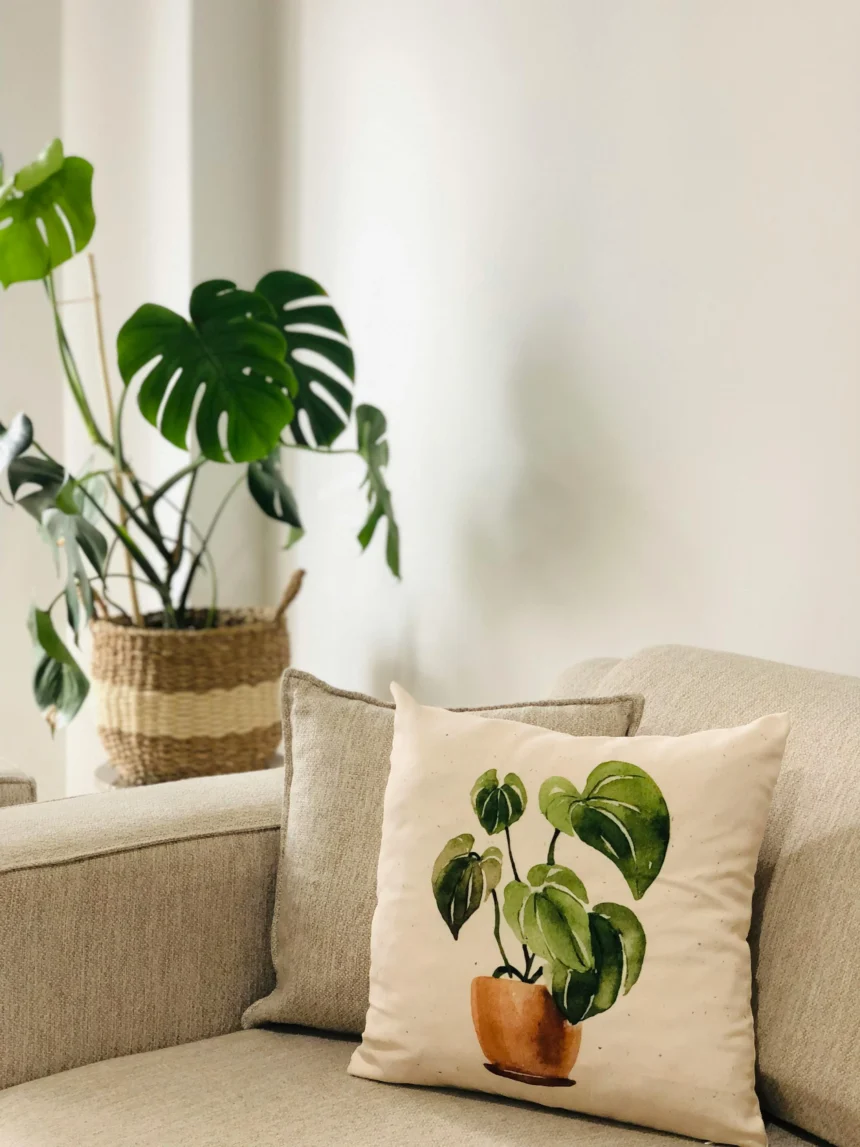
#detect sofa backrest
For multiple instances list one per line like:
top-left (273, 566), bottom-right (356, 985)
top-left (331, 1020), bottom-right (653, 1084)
top-left (581, 645), bottom-right (860, 1147)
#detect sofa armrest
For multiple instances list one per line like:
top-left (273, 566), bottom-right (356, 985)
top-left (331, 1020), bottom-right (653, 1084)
top-left (0, 764), bottom-right (36, 807)
top-left (0, 769), bottom-right (282, 1092)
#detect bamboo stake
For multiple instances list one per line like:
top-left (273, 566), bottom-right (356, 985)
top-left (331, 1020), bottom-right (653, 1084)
top-left (87, 253), bottom-right (144, 627)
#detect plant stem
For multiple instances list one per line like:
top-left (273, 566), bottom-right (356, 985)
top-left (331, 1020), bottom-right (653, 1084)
top-left (44, 273), bottom-right (110, 450)
top-left (176, 472), bottom-right (244, 614)
top-left (147, 458), bottom-right (206, 506)
top-left (503, 826), bottom-right (521, 883)
top-left (547, 829), bottom-right (561, 866)
top-left (490, 889), bottom-right (513, 972)
top-left (87, 253), bottom-right (142, 626)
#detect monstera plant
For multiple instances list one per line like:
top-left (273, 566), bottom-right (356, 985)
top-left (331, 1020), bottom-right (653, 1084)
top-left (432, 761), bottom-right (669, 1086)
top-left (0, 139), bottom-right (398, 780)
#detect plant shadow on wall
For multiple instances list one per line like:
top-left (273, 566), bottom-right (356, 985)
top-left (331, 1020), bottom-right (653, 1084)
top-left (432, 759), bottom-right (669, 1086)
top-left (0, 140), bottom-right (399, 771)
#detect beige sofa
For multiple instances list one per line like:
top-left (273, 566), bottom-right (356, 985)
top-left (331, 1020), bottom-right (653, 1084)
top-left (0, 645), bottom-right (856, 1147)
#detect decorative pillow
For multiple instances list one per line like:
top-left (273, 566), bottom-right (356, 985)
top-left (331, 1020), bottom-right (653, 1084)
top-left (242, 670), bottom-right (645, 1035)
top-left (349, 686), bottom-right (790, 1147)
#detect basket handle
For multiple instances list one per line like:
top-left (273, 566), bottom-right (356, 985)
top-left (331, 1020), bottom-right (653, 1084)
top-left (275, 569), bottom-right (305, 621)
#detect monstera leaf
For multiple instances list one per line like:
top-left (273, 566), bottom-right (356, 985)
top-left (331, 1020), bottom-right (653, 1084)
top-left (503, 864), bottom-right (592, 972)
top-left (117, 280), bottom-right (296, 463)
top-left (356, 404), bottom-right (399, 577)
top-left (28, 606), bottom-right (89, 733)
top-left (0, 413), bottom-right (33, 478)
top-left (432, 834), bottom-right (501, 939)
top-left (540, 762), bottom-right (670, 899)
top-left (550, 901), bottom-right (646, 1025)
top-left (0, 140), bottom-right (95, 287)
top-left (471, 768), bottom-right (527, 835)
top-left (255, 270), bottom-right (354, 447)
top-left (247, 449), bottom-right (302, 528)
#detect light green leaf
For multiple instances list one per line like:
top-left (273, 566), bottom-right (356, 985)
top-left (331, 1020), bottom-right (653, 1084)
top-left (592, 901), bottom-right (647, 995)
top-left (28, 606), bottom-right (89, 732)
top-left (470, 768), bottom-right (527, 835)
top-left (356, 403), bottom-right (399, 578)
top-left (508, 864), bottom-right (592, 972)
top-left (117, 280), bottom-right (296, 463)
top-left (480, 846), bottom-right (503, 899)
top-left (0, 140), bottom-right (95, 287)
top-left (255, 270), bottom-right (354, 447)
top-left (247, 449), bottom-right (302, 528)
top-left (526, 863), bottom-right (589, 905)
top-left (502, 879), bottom-right (530, 943)
top-left (539, 762), bottom-right (670, 899)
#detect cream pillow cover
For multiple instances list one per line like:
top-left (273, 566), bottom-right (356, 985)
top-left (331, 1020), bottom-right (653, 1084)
top-left (349, 686), bottom-right (790, 1147)
top-left (243, 670), bottom-right (644, 1035)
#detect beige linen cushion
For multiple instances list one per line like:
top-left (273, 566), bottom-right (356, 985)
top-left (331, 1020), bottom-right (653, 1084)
top-left (350, 687), bottom-right (789, 1147)
top-left (243, 671), bottom-right (644, 1035)
top-left (593, 645), bottom-right (860, 1147)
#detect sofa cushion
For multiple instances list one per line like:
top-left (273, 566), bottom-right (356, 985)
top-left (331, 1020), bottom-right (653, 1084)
top-left (594, 645), bottom-right (860, 1147)
top-left (0, 1029), bottom-right (808, 1147)
top-left (0, 766), bottom-right (36, 807)
top-left (549, 658), bottom-right (622, 697)
top-left (244, 670), bottom-right (644, 1036)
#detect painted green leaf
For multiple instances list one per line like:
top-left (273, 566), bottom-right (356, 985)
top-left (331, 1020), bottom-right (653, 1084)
top-left (0, 413), bottom-right (33, 478)
top-left (480, 846), bottom-right (503, 900)
top-left (117, 280), bottom-right (296, 463)
top-left (256, 270), bottom-right (354, 447)
top-left (28, 606), bottom-right (89, 732)
top-left (581, 913), bottom-right (624, 1018)
top-left (0, 140), bottom-right (95, 287)
top-left (504, 865), bottom-right (592, 972)
top-left (550, 959), bottom-right (600, 1026)
top-left (356, 404), bottom-right (400, 578)
top-left (470, 768), bottom-right (527, 835)
top-left (539, 761), bottom-right (670, 899)
top-left (592, 901), bottom-right (647, 995)
top-left (431, 833), bottom-right (486, 939)
top-left (247, 449), bottom-right (302, 528)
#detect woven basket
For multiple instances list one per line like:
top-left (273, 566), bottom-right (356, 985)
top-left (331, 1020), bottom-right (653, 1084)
top-left (90, 573), bottom-right (303, 785)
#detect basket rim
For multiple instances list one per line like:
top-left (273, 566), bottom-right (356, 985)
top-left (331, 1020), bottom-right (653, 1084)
top-left (90, 608), bottom-right (283, 640)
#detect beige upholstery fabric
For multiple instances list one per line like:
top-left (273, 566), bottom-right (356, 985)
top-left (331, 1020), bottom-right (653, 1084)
top-left (549, 658), bottom-right (622, 698)
top-left (597, 645), bottom-right (860, 1147)
top-left (0, 1029), bottom-right (803, 1147)
top-left (0, 764), bottom-right (36, 807)
top-left (244, 670), bottom-right (644, 1036)
top-left (0, 769), bottom-right (281, 1091)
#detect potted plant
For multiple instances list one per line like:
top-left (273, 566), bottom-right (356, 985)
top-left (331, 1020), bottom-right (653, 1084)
top-left (432, 761), bottom-right (669, 1085)
top-left (0, 139), bottom-right (399, 784)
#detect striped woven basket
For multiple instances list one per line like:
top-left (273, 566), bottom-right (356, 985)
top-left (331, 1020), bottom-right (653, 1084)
top-left (90, 572), bottom-right (303, 785)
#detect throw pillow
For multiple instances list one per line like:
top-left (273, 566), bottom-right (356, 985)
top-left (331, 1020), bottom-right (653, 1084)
top-left (242, 670), bottom-right (644, 1035)
top-left (349, 685), bottom-right (789, 1147)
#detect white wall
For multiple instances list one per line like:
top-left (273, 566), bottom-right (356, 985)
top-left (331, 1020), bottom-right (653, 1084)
top-left (279, 0), bottom-right (860, 704)
top-left (0, 0), bottom-right (65, 798)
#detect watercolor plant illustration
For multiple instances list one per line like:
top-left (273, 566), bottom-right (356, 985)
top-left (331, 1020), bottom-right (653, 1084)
top-left (431, 762), bottom-right (670, 1086)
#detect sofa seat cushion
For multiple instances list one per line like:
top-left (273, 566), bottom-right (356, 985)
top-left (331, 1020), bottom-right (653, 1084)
top-left (0, 1029), bottom-right (809, 1147)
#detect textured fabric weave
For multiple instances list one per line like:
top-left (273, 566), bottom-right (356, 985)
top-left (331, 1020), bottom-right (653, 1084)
top-left (549, 658), bottom-right (622, 697)
top-left (595, 645), bottom-right (860, 1147)
top-left (243, 671), bottom-right (644, 1035)
top-left (0, 1029), bottom-right (804, 1147)
top-left (0, 767), bottom-right (36, 807)
top-left (0, 770), bottom-right (281, 1091)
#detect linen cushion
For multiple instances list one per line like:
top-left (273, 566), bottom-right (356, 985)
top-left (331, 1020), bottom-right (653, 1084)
top-left (350, 686), bottom-right (789, 1147)
top-left (0, 765), bottom-right (36, 807)
top-left (0, 1028), bottom-right (807, 1147)
top-left (243, 670), bottom-right (644, 1035)
top-left (591, 645), bottom-right (860, 1147)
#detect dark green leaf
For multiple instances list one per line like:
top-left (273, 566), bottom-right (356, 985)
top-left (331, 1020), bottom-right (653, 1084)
top-left (356, 404), bottom-right (399, 576)
top-left (255, 270), bottom-right (354, 447)
top-left (592, 901), bottom-right (647, 995)
top-left (431, 833), bottom-right (486, 939)
top-left (0, 413), bottom-right (33, 477)
top-left (0, 140), bottom-right (95, 287)
top-left (539, 761), bottom-right (670, 900)
top-left (247, 449), bottom-right (302, 528)
top-left (550, 959), bottom-right (599, 1026)
top-left (28, 606), bottom-right (89, 732)
top-left (8, 455), bottom-right (65, 519)
top-left (117, 280), bottom-right (296, 463)
top-left (581, 913), bottom-right (624, 1019)
top-left (470, 768), bottom-right (527, 834)
top-left (41, 506), bottom-right (108, 639)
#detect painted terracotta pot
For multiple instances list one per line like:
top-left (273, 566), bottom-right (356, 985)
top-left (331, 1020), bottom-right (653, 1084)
top-left (471, 976), bottom-right (581, 1087)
